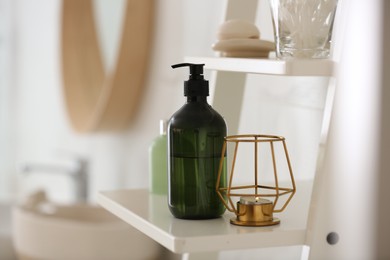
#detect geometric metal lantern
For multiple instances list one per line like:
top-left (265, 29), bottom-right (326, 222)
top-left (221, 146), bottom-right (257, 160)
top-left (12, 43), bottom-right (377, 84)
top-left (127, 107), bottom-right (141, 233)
top-left (216, 134), bottom-right (296, 226)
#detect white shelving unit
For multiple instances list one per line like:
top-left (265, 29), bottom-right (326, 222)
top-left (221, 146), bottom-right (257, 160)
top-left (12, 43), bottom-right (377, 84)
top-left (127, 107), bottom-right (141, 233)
top-left (98, 181), bottom-right (312, 254)
top-left (98, 0), bottom-right (339, 258)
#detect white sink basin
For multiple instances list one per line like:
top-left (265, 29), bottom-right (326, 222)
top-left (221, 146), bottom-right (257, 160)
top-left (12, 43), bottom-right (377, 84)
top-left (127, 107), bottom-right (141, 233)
top-left (12, 191), bottom-right (161, 260)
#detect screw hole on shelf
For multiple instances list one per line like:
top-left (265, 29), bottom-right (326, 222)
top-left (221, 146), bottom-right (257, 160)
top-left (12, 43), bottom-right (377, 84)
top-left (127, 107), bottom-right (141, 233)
top-left (326, 232), bottom-right (339, 245)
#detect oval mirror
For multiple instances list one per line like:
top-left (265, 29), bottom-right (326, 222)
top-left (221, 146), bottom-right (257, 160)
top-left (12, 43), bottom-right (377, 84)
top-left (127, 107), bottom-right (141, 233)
top-left (61, 0), bottom-right (154, 132)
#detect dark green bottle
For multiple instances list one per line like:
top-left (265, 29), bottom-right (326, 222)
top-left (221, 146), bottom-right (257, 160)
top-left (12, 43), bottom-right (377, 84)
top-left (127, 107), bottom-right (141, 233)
top-left (168, 63), bottom-right (227, 219)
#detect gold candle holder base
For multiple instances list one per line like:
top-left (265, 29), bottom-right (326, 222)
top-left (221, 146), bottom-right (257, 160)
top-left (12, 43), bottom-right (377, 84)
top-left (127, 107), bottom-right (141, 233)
top-left (230, 198), bottom-right (280, 227)
top-left (230, 217), bottom-right (280, 227)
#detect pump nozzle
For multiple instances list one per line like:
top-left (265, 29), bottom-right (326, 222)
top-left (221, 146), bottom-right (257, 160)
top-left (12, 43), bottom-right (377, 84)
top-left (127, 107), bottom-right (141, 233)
top-left (171, 63), bottom-right (209, 97)
top-left (171, 63), bottom-right (205, 76)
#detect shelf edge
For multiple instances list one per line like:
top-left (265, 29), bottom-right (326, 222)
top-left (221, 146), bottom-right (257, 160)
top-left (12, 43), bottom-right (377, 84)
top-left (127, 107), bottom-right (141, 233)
top-left (98, 189), bottom-right (308, 254)
top-left (184, 56), bottom-right (335, 77)
top-left (97, 191), bottom-right (177, 251)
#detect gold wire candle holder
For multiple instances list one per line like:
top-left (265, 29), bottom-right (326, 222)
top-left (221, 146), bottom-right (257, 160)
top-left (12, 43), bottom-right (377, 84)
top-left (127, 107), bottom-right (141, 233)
top-left (216, 134), bottom-right (296, 226)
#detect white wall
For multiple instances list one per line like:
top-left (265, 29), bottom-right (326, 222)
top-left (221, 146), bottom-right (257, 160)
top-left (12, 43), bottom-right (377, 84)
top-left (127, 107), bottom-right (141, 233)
top-left (0, 0), bottom-right (15, 201)
top-left (6, 0), bottom-right (225, 203)
top-left (4, 0), bottom-right (326, 207)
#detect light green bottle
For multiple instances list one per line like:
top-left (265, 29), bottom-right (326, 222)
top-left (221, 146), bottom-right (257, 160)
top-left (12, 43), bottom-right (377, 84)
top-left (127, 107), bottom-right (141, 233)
top-left (149, 120), bottom-right (168, 195)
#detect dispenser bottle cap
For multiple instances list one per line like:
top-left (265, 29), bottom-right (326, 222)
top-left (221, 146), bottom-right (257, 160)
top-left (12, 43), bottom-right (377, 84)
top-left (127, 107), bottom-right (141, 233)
top-left (171, 63), bottom-right (209, 97)
top-left (159, 119), bottom-right (167, 135)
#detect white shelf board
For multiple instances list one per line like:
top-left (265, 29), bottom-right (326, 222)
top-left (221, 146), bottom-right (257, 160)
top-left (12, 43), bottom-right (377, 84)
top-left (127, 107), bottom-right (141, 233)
top-left (184, 56), bottom-right (335, 76)
top-left (98, 180), bottom-right (312, 254)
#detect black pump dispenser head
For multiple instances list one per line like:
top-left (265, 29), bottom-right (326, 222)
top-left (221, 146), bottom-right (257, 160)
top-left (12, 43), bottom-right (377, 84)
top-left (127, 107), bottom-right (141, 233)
top-left (171, 63), bottom-right (209, 97)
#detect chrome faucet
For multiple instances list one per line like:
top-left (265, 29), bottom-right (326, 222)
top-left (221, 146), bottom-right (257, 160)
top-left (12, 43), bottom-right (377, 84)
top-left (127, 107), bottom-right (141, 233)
top-left (21, 158), bottom-right (89, 203)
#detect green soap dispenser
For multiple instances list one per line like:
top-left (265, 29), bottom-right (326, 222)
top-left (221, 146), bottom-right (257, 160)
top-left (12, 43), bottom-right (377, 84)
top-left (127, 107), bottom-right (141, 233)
top-left (168, 63), bottom-right (227, 219)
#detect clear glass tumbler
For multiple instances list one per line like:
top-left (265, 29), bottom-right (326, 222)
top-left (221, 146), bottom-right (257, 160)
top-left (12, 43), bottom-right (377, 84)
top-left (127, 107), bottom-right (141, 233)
top-left (269, 0), bottom-right (338, 59)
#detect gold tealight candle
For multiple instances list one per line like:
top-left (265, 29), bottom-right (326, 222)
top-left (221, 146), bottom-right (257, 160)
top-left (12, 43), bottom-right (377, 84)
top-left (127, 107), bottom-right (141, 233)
top-left (231, 197), bottom-right (280, 226)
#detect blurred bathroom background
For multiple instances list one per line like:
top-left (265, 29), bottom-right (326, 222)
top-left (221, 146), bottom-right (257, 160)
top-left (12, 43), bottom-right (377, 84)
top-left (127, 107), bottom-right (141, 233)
top-left (0, 0), bottom-right (326, 204)
top-left (0, 0), bottom-right (328, 258)
top-left (0, 0), bottom-right (390, 259)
